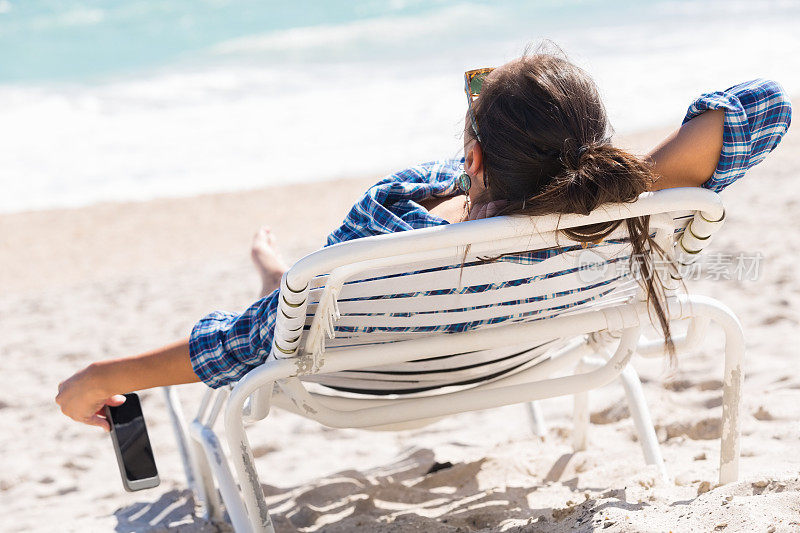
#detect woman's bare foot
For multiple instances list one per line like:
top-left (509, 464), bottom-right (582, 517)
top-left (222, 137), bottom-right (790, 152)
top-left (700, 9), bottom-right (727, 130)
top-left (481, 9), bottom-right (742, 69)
top-left (251, 226), bottom-right (288, 297)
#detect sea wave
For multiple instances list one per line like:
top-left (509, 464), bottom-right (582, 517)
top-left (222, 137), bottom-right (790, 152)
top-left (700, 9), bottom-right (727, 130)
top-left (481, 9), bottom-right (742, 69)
top-left (210, 4), bottom-right (497, 57)
top-left (1, 0), bottom-right (799, 213)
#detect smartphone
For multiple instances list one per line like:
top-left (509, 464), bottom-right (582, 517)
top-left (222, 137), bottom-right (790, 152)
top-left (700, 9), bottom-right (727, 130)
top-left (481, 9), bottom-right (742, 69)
top-left (105, 393), bottom-right (160, 491)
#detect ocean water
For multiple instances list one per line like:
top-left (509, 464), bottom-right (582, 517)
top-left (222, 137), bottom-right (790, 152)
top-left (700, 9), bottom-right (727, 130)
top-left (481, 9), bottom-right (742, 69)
top-left (0, 0), bottom-right (798, 213)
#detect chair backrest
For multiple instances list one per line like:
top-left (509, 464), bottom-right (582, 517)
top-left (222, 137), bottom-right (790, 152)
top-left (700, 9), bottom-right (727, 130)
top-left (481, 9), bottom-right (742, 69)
top-left (271, 188), bottom-right (724, 395)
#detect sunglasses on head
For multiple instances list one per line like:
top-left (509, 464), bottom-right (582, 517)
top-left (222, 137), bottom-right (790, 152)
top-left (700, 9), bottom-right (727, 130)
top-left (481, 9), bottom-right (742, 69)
top-left (464, 67), bottom-right (494, 142)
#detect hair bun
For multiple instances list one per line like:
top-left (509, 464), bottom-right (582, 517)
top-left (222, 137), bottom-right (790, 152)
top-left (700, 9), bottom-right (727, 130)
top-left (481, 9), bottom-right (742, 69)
top-left (560, 138), bottom-right (585, 170)
top-left (560, 138), bottom-right (606, 172)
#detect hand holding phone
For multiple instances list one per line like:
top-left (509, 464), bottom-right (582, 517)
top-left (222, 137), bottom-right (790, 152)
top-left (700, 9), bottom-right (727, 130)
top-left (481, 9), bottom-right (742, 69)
top-left (105, 393), bottom-right (160, 491)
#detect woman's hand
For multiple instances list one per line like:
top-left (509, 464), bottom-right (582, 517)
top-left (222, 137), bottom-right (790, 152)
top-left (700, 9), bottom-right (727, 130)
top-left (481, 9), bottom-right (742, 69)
top-left (56, 363), bottom-right (126, 431)
top-left (468, 199), bottom-right (510, 220)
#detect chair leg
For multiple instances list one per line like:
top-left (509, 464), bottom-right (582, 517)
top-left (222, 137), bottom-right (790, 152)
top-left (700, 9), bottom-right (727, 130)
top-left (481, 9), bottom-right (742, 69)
top-left (164, 386), bottom-right (223, 521)
top-left (191, 421), bottom-right (253, 530)
top-left (162, 387), bottom-right (198, 494)
top-left (190, 431), bottom-right (223, 521)
top-left (571, 355), bottom-right (597, 452)
top-left (224, 415), bottom-right (273, 533)
top-left (571, 353), bottom-right (666, 478)
top-left (677, 294), bottom-right (745, 484)
top-left (526, 401), bottom-right (547, 437)
top-left (618, 365), bottom-right (668, 481)
top-left (223, 388), bottom-right (275, 533)
top-left (188, 389), bottom-right (233, 522)
top-left (189, 388), bottom-right (256, 531)
top-left (719, 329), bottom-right (745, 485)
top-left (572, 392), bottom-right (589, 452)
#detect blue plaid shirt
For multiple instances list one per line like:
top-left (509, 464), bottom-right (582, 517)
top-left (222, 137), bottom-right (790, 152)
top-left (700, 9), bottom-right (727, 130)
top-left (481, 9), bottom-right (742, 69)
top-left (190, 79), bottom-right (791, 388)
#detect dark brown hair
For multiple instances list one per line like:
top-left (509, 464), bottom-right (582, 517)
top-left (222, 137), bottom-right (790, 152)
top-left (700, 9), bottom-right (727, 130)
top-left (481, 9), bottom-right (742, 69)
top-left (470, 52), bottom-right (676, 355)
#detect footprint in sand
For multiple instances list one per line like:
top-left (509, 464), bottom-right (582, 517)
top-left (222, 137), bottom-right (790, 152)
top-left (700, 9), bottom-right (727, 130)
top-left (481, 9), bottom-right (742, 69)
top-left (753, 406), bottom-right (775, 420)
top-left (657, 417), bottom-right (721, 441)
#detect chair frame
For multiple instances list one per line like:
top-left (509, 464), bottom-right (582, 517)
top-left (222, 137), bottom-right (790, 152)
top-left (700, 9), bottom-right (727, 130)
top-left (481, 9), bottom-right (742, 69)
top-left (163, 188), bottom-right (742, 533)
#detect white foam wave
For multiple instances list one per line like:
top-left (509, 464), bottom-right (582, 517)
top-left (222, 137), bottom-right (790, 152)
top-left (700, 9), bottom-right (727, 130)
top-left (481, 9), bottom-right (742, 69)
top-left (217, 5), bottom-right (472, 52)
top-left (1, 0), bottom-right (799, 213)
top-left (0, 65), bottom-right (466, 213)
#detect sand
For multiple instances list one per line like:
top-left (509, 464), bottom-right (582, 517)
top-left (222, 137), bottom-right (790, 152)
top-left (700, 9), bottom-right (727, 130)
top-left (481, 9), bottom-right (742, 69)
top-left (2, 124), bottom-right (799, 532)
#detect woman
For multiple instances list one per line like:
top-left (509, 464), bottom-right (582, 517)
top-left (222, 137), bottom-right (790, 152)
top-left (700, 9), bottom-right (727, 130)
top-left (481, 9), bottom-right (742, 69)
top-left (56, 52), bottom-right (791, 429)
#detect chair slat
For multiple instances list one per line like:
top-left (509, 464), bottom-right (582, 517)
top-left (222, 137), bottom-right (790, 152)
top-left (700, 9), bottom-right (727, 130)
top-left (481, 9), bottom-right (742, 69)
top-left (327, 277), bottom-right (633, 330)
top-left (325, 339), bottom-right (560, 374)
top-left (306, 241), bottom-right (632, 303)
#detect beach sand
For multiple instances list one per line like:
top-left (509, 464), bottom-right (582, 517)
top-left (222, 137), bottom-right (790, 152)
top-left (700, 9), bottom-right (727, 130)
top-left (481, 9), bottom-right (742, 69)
top-left (2, 124), bottom-right (799, 532)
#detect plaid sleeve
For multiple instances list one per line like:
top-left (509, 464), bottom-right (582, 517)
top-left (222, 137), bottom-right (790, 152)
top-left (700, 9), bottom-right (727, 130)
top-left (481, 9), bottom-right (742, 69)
top-left (325, 159), bottom-right (461, 246)
top-left (188, 291), bottom-right (279, 388)
top-left (683, 79), bottom-right (792, 193)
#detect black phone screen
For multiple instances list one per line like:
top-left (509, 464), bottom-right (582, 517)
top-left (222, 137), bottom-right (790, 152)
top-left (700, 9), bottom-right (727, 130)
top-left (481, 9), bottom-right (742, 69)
top-left (108, 393), bottom-right (158, 480)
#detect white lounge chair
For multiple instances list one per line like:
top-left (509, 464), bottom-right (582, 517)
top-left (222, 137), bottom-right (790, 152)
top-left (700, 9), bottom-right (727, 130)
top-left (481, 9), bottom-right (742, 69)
top-left (163, 187), bottom-right (741, 533)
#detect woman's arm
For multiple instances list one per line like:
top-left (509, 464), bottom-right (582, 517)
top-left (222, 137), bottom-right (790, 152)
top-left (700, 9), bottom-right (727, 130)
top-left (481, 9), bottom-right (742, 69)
top-left (58, 286), bottom-right (281, 430)
top-left (648, 79), bottom-right (791, 193)
top-left (646, 109), bottom-right (724, 190)
top-left (56, 338), bottom-right (199, 431)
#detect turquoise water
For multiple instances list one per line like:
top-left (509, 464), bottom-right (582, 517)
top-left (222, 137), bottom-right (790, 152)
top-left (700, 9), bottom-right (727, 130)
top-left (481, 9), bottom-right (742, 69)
top-left (0, 0), bottom-right (655, 83)
top-left (0, 0), bottom-right (798, 212)
top-left (0, 0), bottom-right (445, 82)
